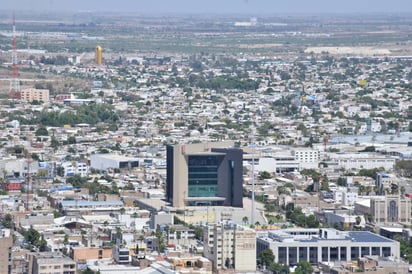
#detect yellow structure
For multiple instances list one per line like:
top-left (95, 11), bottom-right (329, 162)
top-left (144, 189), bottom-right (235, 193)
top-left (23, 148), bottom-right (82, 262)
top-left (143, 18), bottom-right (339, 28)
top-left (359, 79), bottom-right (367, 86)
top-left (95, 45), bottom-right (103, 65)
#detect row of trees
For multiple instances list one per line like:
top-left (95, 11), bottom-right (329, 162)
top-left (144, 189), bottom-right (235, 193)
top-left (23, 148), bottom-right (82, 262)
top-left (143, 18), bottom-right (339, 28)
top-left (191, 76), bottom-right (259, 91)
top-left (66, 175), bottom-right (119, 195)
top-left (286, 206), bottom-right (319, 228)
top-left (23, 228), bottom-right (47, 251)
top-left (395, 160), bottom-right (412, 178)
top-left (395, 236), bottom-right (412, 263)
top-left (21, 104), bottom-right (120, 127)
top-left (259, 248), bottom-right (314, 274)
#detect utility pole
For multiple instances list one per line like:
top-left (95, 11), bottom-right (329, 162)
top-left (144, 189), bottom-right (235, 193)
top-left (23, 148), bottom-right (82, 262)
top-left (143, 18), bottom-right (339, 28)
top-left (251, 126), bottom-right (256, 225)
top-left (26, 157), bottom-right (32, 211)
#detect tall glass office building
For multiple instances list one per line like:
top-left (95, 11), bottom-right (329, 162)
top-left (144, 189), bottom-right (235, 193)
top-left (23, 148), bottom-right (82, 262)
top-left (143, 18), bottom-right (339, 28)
top-left (166, 142), bottom-right (243, 208)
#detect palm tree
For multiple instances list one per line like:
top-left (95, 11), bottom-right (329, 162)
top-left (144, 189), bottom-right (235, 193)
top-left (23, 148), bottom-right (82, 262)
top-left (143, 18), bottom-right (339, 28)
top-left (355, 216), bottom-right (361, 226)
top-left (242, 216), bottom-right (249, 225)
top-left (400, 186), bottom-right (406, 197)
top-left (176, 231), bottom-right (182, 244)
top-left (138, 235), bottom-right (145, 243)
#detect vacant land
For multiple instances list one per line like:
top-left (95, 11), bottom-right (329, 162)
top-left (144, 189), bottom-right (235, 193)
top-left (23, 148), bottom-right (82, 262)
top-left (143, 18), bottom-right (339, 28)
top-left (0, 12), bottom-right (411, 56)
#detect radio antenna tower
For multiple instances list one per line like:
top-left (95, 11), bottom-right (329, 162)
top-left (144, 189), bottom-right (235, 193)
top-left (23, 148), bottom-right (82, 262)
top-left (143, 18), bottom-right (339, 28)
top-left (9, 12), bottom-right (21, 100)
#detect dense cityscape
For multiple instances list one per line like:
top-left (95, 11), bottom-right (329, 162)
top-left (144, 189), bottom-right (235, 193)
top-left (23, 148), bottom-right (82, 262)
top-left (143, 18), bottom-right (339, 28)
top-left (0, 4), bottom-right (411, 274)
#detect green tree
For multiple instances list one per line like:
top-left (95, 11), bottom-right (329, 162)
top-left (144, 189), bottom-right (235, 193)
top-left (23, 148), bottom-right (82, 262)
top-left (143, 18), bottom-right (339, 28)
top-left (63, 234), bottom-right (69, 245)
top-left (286, 207), bottom-right (319, 228)
top-left (24, 228), bottom-right (40, 245)
top-left (259, 248), bottom-right (275, 268)
top-left (66, 136), bottom-right (76, 145)
top-left (155, 228), bottom-right (166, 252)
top-left (358, 168), bottom-right (383, 178)
top-left (394, 160), bottom-right (412, 177)
top-left (191, 225), bottom-right (203, 240)
top-left (81, 268), bottom-right (95, 274)
top-left (300, 169), bottom-right (322, 182)
top-left (242, 216), bottom-right (249, 224)
top-left (50, 136), bottom-right (60, 151)
top-left (362, 146), bottom-right (376, 152)
top-left (35, 127), bottom-right (49, 136)
top-left (297, 123), bottom-right (308, 136)
top-left (2, 213), bottom-right (13, 228)
top-left (336, 177), bottom-right (347, 187)
top-left (31, 153), bottom-right (40, 161)
top-left (24, 228), bottom-right (47, 251)
top-left (259, 171), bottom-right (272, 180)
top-left (320, 180), bottom-right (330, 191)
top-left (394, 236), bottom-right (412, 263)
top-left (269, 262), bottom-right (290, 274)
top-left (277, 186), bottom-right (291, 195)
top-left (294, 261), bottom-right (314, 274)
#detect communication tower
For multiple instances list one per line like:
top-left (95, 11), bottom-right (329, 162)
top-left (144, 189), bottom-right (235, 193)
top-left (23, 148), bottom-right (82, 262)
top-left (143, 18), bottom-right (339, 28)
top-left (323, 135), bottom-right (329, 152)
top-left (9, 13), bottom-right (21, 100)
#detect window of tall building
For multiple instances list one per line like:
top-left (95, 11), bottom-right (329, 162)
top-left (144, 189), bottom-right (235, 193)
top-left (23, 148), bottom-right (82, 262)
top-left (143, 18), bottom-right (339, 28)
top-left (351, 247), bottom-right (359, 260)
top-left (188, 155), bottom-right (223, 198)
top-left (361, 246), bottom-right (370, 257)
top-left (371, 246), bottom-right (380, 255)
top-left (299, 247), bottom-right (307, 262)
top-left (278, 247), bottom-right (287, 264)
top-left (289, 247), bottom-right (298, 266)
top-left (382, 247), bottom-right (391, 257)
top-left (322, 247), bottom-right (329, 261)
top-left (340, 247), bottom-right (347, 261)
top-left (330, 247), bottom-right (339, 261)
top-left (309, 247), bottom-right (318, 264)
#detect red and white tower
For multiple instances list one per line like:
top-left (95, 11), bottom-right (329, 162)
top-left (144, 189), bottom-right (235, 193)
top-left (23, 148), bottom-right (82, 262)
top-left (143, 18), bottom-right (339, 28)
top-left (9, 13), bottom-right (21, 100)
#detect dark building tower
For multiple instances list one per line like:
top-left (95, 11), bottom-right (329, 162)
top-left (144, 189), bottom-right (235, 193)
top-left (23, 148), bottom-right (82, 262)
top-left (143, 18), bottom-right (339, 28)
top-left (166, 141), bottom-right (243, 208)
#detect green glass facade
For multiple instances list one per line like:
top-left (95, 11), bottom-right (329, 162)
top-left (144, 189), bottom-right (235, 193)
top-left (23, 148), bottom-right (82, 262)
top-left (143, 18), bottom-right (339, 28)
top-left (188, 155), bottom-right (224, 198)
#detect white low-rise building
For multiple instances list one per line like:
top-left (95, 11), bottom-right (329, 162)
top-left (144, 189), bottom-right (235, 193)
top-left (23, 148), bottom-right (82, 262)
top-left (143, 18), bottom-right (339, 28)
top-left (60, 161), bottom-right (88, 177)
top-left (328, 153), bottom-right (395, 171)
top-left (257, 228), bottom-right (400, 266)
top-left (90, 154), bottom-right (139, 170)
top-left (333, 187), bottom-right (359, 206)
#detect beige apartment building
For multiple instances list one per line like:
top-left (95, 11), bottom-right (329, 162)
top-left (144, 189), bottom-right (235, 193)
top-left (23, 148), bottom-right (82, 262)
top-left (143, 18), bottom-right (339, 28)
top-left (203, 223), bottom-right (256, 272)
top-left (28, 252), bottom-right (76, 274)
top-left (0, 229), bottom-right (13, 274)
top-left (71, 246), bottom-right (112, 263)
top-left (20, 88), bottom-right (49, 103)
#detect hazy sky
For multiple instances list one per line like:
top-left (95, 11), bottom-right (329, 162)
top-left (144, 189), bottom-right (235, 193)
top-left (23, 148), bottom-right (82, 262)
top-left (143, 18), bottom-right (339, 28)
top-left (1, 0), bottom-right (412, 14)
